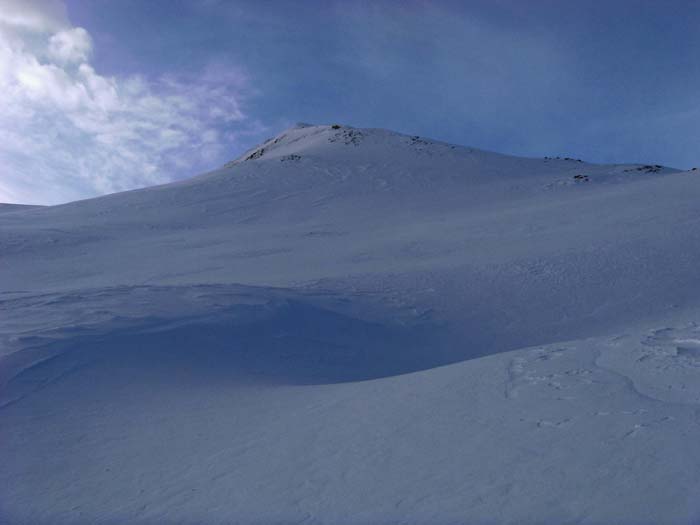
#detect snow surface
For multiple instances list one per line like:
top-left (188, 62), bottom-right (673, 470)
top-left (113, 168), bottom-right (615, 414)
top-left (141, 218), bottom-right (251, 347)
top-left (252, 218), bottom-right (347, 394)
top-left (2, 124), bottom-right (700, 524)
top-left (0, 203), bottom-right (43, 215)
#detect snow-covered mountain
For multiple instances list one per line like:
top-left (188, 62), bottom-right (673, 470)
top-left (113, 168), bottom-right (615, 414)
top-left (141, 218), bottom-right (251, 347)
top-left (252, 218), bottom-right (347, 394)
top-left (2, 124), bottom-right (700, 524)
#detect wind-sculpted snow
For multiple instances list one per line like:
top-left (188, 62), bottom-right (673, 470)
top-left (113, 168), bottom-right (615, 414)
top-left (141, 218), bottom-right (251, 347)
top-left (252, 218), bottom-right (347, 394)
top-left (1, 124), bottom-right (700, 524)
top-left (3, 318), bottom-right (700, 524)
top-left (0, 284), bottom-right (439, 410)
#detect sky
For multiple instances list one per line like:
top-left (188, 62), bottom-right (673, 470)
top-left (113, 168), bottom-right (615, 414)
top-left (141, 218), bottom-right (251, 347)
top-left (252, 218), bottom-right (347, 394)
top-left (0, 0), bottom-right (699, 205)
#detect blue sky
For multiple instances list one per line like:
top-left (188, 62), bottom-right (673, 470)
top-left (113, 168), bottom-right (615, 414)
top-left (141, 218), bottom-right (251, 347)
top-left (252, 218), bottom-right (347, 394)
top-left (1, 0), bottom-right (699, 204)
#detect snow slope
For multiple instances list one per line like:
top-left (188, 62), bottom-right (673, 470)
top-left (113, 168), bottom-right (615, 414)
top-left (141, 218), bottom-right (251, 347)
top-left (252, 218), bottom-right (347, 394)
top-left (1, 124), bottom-right (700, 524)
top-left (0, 203), bottom-right (42, 215)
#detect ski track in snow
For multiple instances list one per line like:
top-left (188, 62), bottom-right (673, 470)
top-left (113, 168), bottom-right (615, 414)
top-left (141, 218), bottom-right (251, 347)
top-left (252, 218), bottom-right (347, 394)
top-left (2, 124), bottom-right (700, 524)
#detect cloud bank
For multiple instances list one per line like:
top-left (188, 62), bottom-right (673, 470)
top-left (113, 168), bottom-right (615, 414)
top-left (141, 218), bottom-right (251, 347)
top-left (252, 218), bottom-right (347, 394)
top-left (0, 0), bottom-right (261, 204)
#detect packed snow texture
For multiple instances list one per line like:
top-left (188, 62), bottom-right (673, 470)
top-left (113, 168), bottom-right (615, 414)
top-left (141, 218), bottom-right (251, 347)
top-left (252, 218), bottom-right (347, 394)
top-left (2, 124), bottom-right (700, 524)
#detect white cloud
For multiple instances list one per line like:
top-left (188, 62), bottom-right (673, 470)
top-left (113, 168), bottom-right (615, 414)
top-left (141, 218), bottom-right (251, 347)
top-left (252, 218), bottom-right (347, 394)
top-left (48, 27), bottom-right (91, 63)
top-left (0, 0), bottom-right (68, 32)
top-left (0, 0), bottom-right (263, 204)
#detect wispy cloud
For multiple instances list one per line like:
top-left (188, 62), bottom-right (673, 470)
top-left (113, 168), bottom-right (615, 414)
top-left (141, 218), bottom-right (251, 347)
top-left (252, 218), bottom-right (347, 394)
top-left (0, 0), bottom-right (263, 204)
